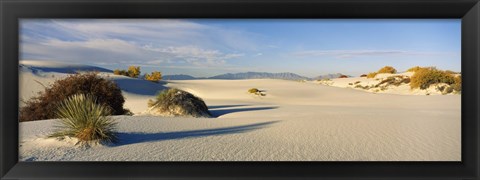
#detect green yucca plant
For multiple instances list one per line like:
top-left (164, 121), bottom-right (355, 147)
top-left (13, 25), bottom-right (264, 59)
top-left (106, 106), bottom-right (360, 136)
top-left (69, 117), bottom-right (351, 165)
top-left (49, 94), bottom-right (118, 144)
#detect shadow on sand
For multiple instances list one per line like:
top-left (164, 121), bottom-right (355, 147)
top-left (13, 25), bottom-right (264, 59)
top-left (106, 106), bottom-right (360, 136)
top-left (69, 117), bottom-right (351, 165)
top-left (209, 106), bottom-right (278, 117)
top-left (207, 104), bottom-right (250, 109)
top-left (113, 78), bottom-right (168, 96)
top-left (112, 121), bottom-right (279, 146)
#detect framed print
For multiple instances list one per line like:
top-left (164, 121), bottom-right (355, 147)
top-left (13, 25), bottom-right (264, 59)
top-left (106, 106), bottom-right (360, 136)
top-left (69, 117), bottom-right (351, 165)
top-left (1, 0), bottom-right (479, 179)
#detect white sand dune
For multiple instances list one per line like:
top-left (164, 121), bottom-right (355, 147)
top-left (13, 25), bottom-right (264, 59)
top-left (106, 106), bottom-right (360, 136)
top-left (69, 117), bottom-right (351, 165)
top-left (19, 61), bottom-right (461, 161)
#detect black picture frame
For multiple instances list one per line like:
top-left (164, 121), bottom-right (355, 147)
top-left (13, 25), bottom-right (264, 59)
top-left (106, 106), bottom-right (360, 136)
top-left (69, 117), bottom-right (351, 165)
top-left (1, 0), bottom-right (479, 179)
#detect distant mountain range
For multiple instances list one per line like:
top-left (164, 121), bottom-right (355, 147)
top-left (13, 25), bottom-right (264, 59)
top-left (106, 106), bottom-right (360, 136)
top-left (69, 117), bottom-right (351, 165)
top-left (312, 73), bottom-right (347, 80)
top-left (209, 72), bottom-right (310, 80)
top-left (163, 74), bottom-right (199, 80)
top-left (163, 72), bottom-right (350, 81)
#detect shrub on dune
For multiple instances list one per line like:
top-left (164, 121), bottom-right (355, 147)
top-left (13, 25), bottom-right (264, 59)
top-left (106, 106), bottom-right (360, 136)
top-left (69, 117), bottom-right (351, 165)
top-left (410, 67), bottom-right (455, 89)
top-left (127, 66), bottom-right (141, 78)
top-left (366, 72), bottom-right (377, 78)
top-left (248, 88), bottom-right (266, 96)
top-left (145, 71), bottom-right (162, 83)
top-left (445, 70), bottom-right (458, 75)
top-left (49, 94), bottom-right (117, 144)
top-left (339, 75), bottom-right (349, 78)
top-left (248, 88), bottom-right (260, 94)
top-left (377, 66), bottom-right (397, 74)
top-left (113, 69), bottom-right (127, 76)
top-left (360, 74), bottom-right (367, 77)
top-left (454, 75), bottom-right (462, 92)
top-left (407, 66), bottom-right (423, 72)
top-left (19, 73), bottom-right (130, 122)
top-left (147, 88), bottom-right (211, 118)
top-left (113, 66), bottom-right (141, 78)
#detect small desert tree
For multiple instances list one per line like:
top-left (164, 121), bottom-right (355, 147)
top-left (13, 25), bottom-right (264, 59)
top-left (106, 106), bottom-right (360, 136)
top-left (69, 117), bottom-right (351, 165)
top-left (145, 71), bottom-right (162, 83)
top-left (127, 66), bottom-right (141, 78)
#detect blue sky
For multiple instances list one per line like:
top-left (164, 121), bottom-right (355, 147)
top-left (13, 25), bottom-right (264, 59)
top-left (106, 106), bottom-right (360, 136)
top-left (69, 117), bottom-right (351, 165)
top-left (20, 19), bottom-right (461, 77)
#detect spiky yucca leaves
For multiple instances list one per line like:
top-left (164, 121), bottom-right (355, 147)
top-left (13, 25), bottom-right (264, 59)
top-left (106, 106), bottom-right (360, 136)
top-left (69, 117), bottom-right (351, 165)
top-left (49, 94), bottom-right (118, 144)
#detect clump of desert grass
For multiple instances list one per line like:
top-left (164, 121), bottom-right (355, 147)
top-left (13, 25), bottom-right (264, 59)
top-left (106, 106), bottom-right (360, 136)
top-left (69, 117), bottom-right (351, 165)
top-left (147, 88), bottom-right (211, 118)
top-left (376, 76), bottom-right (410, 87)
top-left (49, 94), bottom-right (117, 145)
top-left (248, 88), bottom-right (266, 96)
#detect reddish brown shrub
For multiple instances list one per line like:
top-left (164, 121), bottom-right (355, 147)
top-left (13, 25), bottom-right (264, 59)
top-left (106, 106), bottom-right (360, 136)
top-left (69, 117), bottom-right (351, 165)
top-left (19, 73), bottom-right (130, 122)
top-left (339, 75), bottom-right (349, 78)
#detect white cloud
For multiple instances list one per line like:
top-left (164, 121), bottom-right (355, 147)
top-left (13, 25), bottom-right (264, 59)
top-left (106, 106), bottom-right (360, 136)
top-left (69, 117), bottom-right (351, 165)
top-left (254, 53), bottom-right (263, 56)
top-left (20, 19), bottom-right (256, 67)
top-left (21, 38), bottom-right (244, 67)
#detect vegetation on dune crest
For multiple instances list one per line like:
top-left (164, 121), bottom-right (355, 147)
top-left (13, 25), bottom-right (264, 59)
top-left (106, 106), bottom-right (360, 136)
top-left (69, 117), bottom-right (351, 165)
top-left (147, 88), bottom-right (211, 118)
top-left (377, 66), bottom-right (397, 74)
top-left (376, 76), bottom-right (410, 87)
top-left (407, 66), bottom-right (423, 72)
top-left (145, 71), bottom-right (162, 83)
top-left (49, 94), bottom-right (117, 144)
top-left (356, 65), bottom-right (461, 94)
top-left (366, 66), bottom-right (397, 79)
top-left (114, 66), bottom-right (141, 78)
top-left (19, 72), bottom-right (130, 122)
top-left (409, 67), bottom-right (455, 90)
top-left (453, 75), bottom-right (462, 92)
top-left (127, 66), bottom-right (141, 78)
top-left (366, 72), bottom-right (378, 78)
